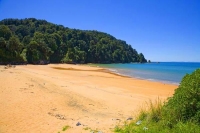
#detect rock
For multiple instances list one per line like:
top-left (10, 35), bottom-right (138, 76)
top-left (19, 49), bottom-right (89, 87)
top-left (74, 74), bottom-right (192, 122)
top-left (76, 122), bottom-right (81, 126)
top-left (98, 131), bottom-right (103, 133)
top-left (112, 118), bottom-right (121, 121)
top-left (136, 120), bottom-right (142, 125)
top-left (127, 117), bottom-right (133, 120)
top-left (143, 127), bottom-right (148, 131)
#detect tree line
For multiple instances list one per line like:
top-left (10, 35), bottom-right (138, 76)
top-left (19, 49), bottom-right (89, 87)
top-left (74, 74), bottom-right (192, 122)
top-left (0, 18), bottom-right (147, 64)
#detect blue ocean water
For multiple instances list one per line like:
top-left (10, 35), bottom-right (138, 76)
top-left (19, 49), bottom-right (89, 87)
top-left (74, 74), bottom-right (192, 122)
top-left (96, 62), bottom-right (200, 85)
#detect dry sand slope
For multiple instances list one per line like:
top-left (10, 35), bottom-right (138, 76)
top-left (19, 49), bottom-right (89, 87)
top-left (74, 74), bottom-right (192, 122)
top-left (0, 64), bottom-right (177, 133)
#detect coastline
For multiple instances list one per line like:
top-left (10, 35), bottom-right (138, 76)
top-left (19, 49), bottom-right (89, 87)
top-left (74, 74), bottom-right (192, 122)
top-left (0, 64), bottom-right (177, 133)
top-left (87, 63), bottom-right (180, 85)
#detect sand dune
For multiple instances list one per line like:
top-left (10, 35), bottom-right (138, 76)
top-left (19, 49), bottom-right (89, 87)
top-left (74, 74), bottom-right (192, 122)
top-left (0, 64), bottom-right (177, 133)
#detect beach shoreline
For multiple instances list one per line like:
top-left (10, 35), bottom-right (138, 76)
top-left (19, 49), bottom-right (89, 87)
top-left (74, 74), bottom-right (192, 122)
top-left (0, 64), bottom-right (177, 133)
top-left (86, 63), bottom-right (181, 85)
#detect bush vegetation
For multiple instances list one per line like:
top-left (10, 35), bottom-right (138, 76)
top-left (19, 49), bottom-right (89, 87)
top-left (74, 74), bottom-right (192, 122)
top-left (115, 69), bottom-right (200, 133)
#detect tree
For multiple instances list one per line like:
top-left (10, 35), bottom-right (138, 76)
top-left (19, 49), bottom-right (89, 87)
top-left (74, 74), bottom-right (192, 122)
top-left (16, 25), bottom-right (29, 37)
top-left (0, 25), bottom-right (12, 40)
top-left (26, 40), bottom-right (39, 63)
top-left (0, 37), bottom-right (6, 48)
top-left (7, 36), bottom-right (22, 52)
top-left (0, 37), bottom-right (7, 62)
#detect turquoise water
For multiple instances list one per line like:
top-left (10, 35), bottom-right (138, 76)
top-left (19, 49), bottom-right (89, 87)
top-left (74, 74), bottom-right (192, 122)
top-left (96, 62), bottom-right (200, 84)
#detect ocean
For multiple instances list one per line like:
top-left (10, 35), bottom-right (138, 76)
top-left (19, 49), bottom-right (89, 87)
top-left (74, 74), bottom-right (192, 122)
top-left (95, 62), bottom-right (200, 85)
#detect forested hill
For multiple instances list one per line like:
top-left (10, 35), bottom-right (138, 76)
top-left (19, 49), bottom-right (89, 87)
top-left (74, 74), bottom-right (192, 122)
top-left (0, 18), bottom-right (147, 64)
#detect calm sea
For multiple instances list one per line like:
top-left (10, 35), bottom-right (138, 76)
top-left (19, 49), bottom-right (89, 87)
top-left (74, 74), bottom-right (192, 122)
top-left (95, 62), bottom-right (200, 85)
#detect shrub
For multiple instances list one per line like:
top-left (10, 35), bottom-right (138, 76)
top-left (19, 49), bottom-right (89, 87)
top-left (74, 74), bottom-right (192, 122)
top-left (164, 69), bottom-right (200, 124)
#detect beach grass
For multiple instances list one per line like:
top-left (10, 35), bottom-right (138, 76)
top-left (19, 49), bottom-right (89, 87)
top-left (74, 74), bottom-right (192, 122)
top-left (62, 125), bottom-right (70, 131)
top-left (114, 99), bottom-right (200, 133)
top-left (83, 127), bottom-right (91, 130)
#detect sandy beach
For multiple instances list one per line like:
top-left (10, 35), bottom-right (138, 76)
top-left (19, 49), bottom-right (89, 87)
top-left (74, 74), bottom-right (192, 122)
top-left (0, 64), bottom-right (177, 133)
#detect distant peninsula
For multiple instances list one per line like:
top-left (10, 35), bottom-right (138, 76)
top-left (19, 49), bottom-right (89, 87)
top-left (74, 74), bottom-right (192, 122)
top-left (0, 18), bottom-right (147, 64)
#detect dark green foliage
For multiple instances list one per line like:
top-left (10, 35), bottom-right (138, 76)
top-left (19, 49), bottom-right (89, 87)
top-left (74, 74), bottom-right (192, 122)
top-left (138, 53), bottom-right (147, 63)
top-left (164, 69), bottom-right (200, 124)
top-left (0, 18), bottom-right (147, 64)
top-left (0, 25), bottom-right (12, 40)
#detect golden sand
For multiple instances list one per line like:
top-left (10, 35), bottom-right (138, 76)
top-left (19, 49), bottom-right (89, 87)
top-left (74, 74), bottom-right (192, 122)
top-left (0, 64), bottom-right (177, 133)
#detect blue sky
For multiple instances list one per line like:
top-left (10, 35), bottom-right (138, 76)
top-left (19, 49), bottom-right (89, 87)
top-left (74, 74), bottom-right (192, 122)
top-left (0, 0), bottom-right (200, 62)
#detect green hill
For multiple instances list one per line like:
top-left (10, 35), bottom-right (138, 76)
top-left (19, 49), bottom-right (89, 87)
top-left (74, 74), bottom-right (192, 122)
top-left (0, 18), bottom-right (147, 64)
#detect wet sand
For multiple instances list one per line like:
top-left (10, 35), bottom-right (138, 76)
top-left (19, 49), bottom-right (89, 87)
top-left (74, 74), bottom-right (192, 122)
top-left (0, 64), bottom-right (177, 133)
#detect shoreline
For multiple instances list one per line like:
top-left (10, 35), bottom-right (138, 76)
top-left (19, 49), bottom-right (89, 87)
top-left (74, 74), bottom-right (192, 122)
top-left (53, 65), bottom-right (180, 85)
top-left (86, 64), bottom-right (180, 85)
top-left (0, 64), bottom-right (177, 133)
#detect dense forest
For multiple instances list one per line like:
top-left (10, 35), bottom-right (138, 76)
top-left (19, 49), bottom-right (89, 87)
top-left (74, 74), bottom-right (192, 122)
top-left (0, 18), bottom-right (147, 64)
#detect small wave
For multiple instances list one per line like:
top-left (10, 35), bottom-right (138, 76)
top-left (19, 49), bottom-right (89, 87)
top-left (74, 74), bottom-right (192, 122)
top-left (124, 75), bottom-right (179, 85)
top-left (108, 69), bottom-right (118, 72)
top-left (146, 78), bottom-right (180, 85)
